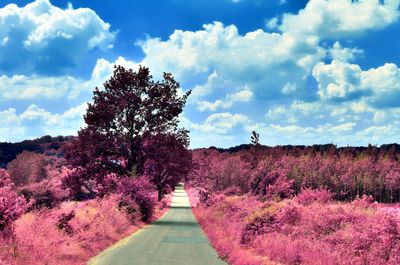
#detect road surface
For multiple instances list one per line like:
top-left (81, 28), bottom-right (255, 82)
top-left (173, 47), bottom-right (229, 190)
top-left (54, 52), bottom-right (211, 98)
top-left (88, 186), bottom-right (227, 265)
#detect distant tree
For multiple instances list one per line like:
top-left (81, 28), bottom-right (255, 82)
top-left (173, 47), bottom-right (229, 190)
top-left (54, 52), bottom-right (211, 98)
top-left (249, 130), bottom-right (262, 170)
top-left (251, 131), bottom-right (260, 146)
top-left (64, 65), bottom-right (191, 199)
top-left (7, 151), bottom-right (48, 187)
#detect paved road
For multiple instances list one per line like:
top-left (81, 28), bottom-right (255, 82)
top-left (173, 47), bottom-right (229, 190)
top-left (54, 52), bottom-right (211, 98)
top-left (88, 186), bottom-right (227, 265)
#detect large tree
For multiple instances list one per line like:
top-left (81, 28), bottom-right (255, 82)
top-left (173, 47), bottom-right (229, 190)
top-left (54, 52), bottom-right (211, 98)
top-left (64, 65), bottom-right (191, 199)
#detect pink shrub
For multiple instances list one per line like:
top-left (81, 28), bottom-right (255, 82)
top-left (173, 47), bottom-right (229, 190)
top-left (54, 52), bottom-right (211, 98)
top-left (351, 194), bottom-right (376, 208)
top-left (0, 169), bottom-right (30, 234)
top-left (295, 187), bottom-right (334, 205)
top-left (190, 188), bottom-right (400, 265)
top-left (2, 195), bottom-right (140, 265)
top-left (117, 176), bottom-right (157, 221)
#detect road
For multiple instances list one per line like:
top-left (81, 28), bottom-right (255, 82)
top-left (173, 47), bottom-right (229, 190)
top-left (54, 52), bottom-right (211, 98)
top-left (88, 186), bottom-right (227, 265)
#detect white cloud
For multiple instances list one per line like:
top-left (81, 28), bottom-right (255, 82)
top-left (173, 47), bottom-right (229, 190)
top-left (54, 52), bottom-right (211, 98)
top-left (313, 60), bottom-right (400, 107)
top-left (0, 56), bottom-right (140, 101)
top-left (139, 22), bottom-right (325, 100)
top-left (179, 111), bottom-right (251, 147)
top-left (313, 60), bottom-right (364, 101)
top-left (282, 82), bottom-right (297, 94)
top-left (91, 57), bottom-right (139, 81)
top-left (0, 74), bottom-right (81, 100)
top-left (266, 105), bottom-right (286, 119)
top-left (0, 0), bottom-right (115, 75)
top-left (0, 103), bottom-right (87, 142)
top-left (329, 41), bottom-right (363, 62)
top-left (329, 122), bottom-right (355, 133)
top-left (196, 87), bottom-right (253, 111)
top-left (265, 17), bottom-right (279, 30)
top-left (279, 0), bottom-right (400, 38)
top-left (182, 112), bottom-right (249, 134)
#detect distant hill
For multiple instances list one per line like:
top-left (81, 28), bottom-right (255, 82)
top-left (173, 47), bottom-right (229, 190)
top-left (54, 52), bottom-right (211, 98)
top-left (0, 135), bottom-right (75, 168)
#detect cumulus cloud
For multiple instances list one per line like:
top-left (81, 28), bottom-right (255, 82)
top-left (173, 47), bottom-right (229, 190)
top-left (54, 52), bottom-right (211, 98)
top-left (0, 74), bottom-right (82, 100)
top-left (313, 60), bottom-right (400, 107)
top-left (137, 0), bottom-right (400, 105)
top-left (313, 60), bottom-right (365, 101)
top-left (279, 0), bottom-right (400, 38)
top-left (328, 41), bottom-right (363, 62)
top-left (0, 103), bottom-right (87, 142)
top-left (179, 112), bottom-right (251, 147)
top-left (196, 87), bottom-right (253, 111)
top-left (0, 0), bottom-right (115, 75)
top-left (0, 56), bottom-right (140, 101)
top-left (139, 22), bottom-right (325, 100)
top-left (181, 112), bottom-right (249, 134)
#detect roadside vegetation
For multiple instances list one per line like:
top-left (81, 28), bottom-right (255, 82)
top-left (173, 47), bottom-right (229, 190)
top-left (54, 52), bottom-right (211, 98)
top-left (187, 137), bottom-right (400, 265)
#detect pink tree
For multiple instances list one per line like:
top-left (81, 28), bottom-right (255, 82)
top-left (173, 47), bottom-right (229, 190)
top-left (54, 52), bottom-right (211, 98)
top-left (139, 133), bottom-right (192, 201)
top-left (7, 151), bottom-right (48, 187)
top-left (64, 65), bottom-right (191, 199)
top-left (0, 169), bottom-right (30, 256)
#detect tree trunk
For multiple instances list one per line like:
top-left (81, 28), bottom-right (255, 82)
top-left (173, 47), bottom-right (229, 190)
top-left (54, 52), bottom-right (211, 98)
top-left (157, 188), bottom-right (163, 202)
top-left (127, 138), bottom-right (138, 176)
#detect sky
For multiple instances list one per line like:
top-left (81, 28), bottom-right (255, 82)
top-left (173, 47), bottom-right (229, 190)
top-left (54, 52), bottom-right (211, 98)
top-left (0, 0), bottom-right (400, 148)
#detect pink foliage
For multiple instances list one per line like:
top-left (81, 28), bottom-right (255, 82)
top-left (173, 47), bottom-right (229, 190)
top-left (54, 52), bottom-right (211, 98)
top-left (6, 151), bottom-right (48, 187)
top-left (0, 169), bottom-right (30, 234)
top-left (295, 187), bottom-right (334, 205)
top-left (189, 189), bottom-right (400, 265)
top-left (0, 194), bottom-right (151, 265)
top-left (189, 147), bottom-right (400, 203)
top-left (117, 176), bottom-right (157, 221)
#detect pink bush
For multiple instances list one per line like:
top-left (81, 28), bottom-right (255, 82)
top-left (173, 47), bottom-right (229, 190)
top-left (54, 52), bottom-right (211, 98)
top-left (1, 195), bottom-right (135, 265)
top-left (188, 186), bottom-right (400, 265)
top-left (351, 194), bottom-right (377, 208)
top-left (0, 169), bottom-right (30, 234)
top-left (189, 147), bottom-right (400, 203)
top-left (295, 187), bottom-right (334, 205)
top-left (117, 176), bottom-right (157, 221)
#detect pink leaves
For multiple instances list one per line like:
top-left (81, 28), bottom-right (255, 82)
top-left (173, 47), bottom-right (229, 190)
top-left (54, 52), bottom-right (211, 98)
top-left (0, 169), bottom-right (29, 234)
top-left (139, 133), bottom-right (192, 201)
top-left (117, 176), bottom-right (156, 221)
top-left (187, 145), bottom-right (400, 265)
top-left (192, 191), bottom-right (400, 265)
top-left (295, 188), bottom-right (334, 206)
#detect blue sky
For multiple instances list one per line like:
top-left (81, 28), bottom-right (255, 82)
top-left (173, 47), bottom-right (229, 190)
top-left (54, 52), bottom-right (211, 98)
top-left (0, 0), bottom-right (399, 147)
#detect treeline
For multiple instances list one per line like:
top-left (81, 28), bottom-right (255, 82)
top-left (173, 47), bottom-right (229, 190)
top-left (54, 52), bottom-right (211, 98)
top-left (210, 143), bottom-right (400, 158)
top-left (0, 135), bottom-right (74, 167)
top-left (189, 143), bottom-right (400, 203)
